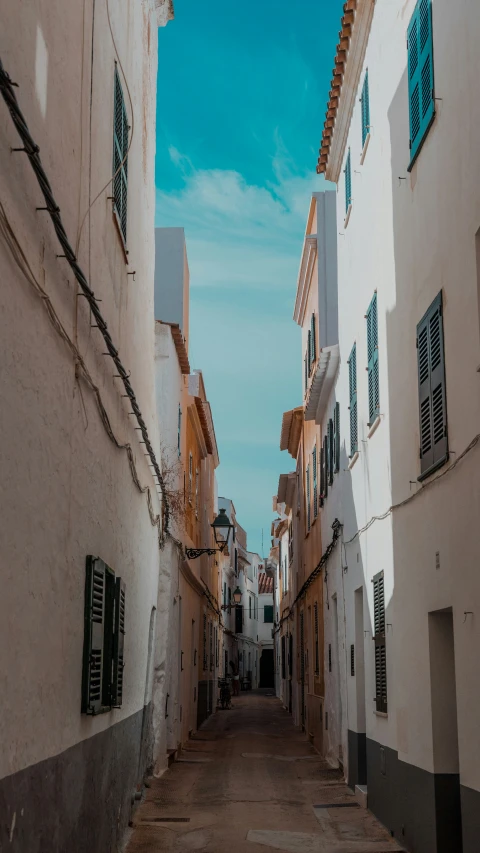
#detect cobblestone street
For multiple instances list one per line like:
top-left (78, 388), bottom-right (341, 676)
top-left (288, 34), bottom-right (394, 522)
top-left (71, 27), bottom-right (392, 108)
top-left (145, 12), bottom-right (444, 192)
top-left (126, 692), bottom-right (403, 853)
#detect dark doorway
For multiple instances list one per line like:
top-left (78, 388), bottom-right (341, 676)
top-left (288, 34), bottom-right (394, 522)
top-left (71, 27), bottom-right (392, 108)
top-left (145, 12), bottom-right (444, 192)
top-left (259, 649), bottom-right (274, 688)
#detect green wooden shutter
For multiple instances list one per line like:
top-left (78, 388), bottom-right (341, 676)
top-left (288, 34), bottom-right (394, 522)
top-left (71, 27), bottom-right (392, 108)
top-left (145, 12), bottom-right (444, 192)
top-left (344, 149), bottom-right (352, 214)
top-left (304, 351), bottom-right (308, 393)
top-left (82, 556), bottom-right (106, 714)
top-left (407, 0), bottom-right (435, 168)
top-left (361, 70), bottom-right (370, 147)
top-left (323, 435), bottom-right (329, 498)
top-left (112, 578), bottom-right (126, 707)
top-left (328, 419), bottom-right (334, 485)
top-left (334, 402), bottom-right (340, 473)
top-left (264, 605), bottom-right (273, 623)
top-left (312, 446), bottom-right (318, 518)
top-left (366, 293), bottom-right (380, 424)
top-left (373, 572), bottom-right (387, 713)
top-left (310, 314), bottom-right (316, 366)
top-left (113, 67), bottom-right (129, 242)
top-left (320, 443), bottom-right (325, 506)
top-left (348, 344), bottom-right (358, 456)
top-left (417, 291), bottom-right (448, 479)
top-left (306, 463), bottom-right (311, 531)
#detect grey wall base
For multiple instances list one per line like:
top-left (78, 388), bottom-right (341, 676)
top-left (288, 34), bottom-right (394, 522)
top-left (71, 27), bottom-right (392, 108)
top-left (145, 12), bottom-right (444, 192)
top-left (0, 706), bottom-right (148, 853)
top-left (347, 730), bottom-right (367, 788)
top-left (366, 738), bottom-right (464, 853)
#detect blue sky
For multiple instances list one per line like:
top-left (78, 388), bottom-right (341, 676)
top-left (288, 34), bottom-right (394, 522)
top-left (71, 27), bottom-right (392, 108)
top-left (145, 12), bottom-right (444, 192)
top-left (155, 0), bottom-right (342, 555)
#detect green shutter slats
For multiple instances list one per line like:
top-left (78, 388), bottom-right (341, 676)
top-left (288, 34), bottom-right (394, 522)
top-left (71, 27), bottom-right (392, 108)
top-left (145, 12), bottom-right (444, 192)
top-left (82, 556), bottom-right (106, 715)
top-left (407, 0), bottom-right (435, 167)
top-left (373, 572), bottom-right (387, 713)
top-left (320, 444), bottom-right (325, 506)
top-left (310, 314), bottom-right (316, 366)
top-left (112, 578), bottom-right (126, 707)
top-left (366, 293), bottom-right (380, 424)
top-left (417, 291), bottom-right (448, 479)
top-left (306, 463), bottom-right (311, 531)
top-left (361, 70), bottom-right (370, 147)
top-left (312, 447), bottom-right (318, 519)
top-left (113, 68), bottom-right (129, 242)
top-left (328, 419), bottom-right (334, 485)
top-left (304, 351), bottom-right (308, 394)
top-left (323, 435), bottom-right (329, 498)
top-left (348, 344), bottom-right (358, 456)
top-left (344, 149), bottom-right (352, 214)
top-left (334, 402), bottom-right (340, 473)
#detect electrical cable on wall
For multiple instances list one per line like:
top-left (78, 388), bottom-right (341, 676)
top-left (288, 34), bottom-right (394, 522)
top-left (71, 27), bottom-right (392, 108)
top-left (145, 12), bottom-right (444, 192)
top-left (0, 57), bottom-right (170, 541)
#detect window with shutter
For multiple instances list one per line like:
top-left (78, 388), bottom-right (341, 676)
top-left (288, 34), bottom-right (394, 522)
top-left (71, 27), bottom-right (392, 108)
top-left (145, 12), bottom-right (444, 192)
top-left (373, 572), bottom-right (387, 713)
top-left (328, 643), bottom-right (332, 673)
top-left (304, 351), bottom-right (308, 394)
top-left (310, 314), bottom-right (316, 367)
top-left (264, 605), bottom-right (274, 624)
top-left (350, 644), bottom-right (355, 676)
top-left (348, 344), bottom-right (358, 456)
top-left (328, 419), bottom-right (334, 485)
top-left (306, 463), bottom-right (311, 531)
top-left (112, 67), bottom-right (129, 243)
top-left (366, 293), bottom-right (380, 424)
top-left (361, 70), bottom-right (370, 148)
top-left (235, 605), bottom-right (243, 633)
top-left (307, 329), bottom-right (312, 375)
top-left (312, 446), bottom-right (318, 519)
top-left (177, 405), bottom-right (182, 457)
top-left (82, 556), bottom-right (106, 714)
top-left (320, 444), bottom-right (325, 506)
top-left (203, 613), bottom-right (207, 670)
top-left (112, 578), bottom-right (126, 707)
top-left (323, 435), bottom-right (329, 499)
top-left (209, 620), bottom-right (214, 671)
top-left (344, 149), bottom-right (352, 214)
top-left (417, 291), bottom-right (448, 479)
top-left (407, 0), bottom-right (435, 169)
top-left (333, 402), bottom-right (340, 473)
top-left (314, 602), bottom-right (319, 675)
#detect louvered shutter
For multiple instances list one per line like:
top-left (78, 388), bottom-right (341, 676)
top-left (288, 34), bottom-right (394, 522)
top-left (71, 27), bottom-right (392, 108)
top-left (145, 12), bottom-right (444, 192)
top-left (304, 352), bottom-right (308, 394)
top-left (112, 578), bottom-right (126, 707)
top-left (373, 572), bottom-right (387, 713)
top-left (344, 149), bottom-right (352, 214)
top-left (366, 293), bottom-right (380, 424)
top-left (312, 446), bottom-right (318, 518)
top-left (82, 556), bottom-right (106, 714)
top-left (407, 0), bottom-right (435, 167)
top-left (328, 419), bottom-right (334, 485)
top-left (348, 344), bottom-right (358, 456)
top-left (314, 602), bottom-right (319, 675)
top-left (323, 435), bottom-right (329, 498)
top-left (417, 291), bottom-right (448, 479)
top-left (320, 444), bottom-right (325, 506)
top-left (350, 644), bottom-right (355, 676)
top-left (307, 330), bottom-right (312, 375)
top-left (203, 613), bottom-right (207, 670)
top-left (306, 463), bottom-right (311, 531)
top-left (361, 70), bottom-right (370, 147)
top-left (310, 314), bottom-right (316, 366)
top-left (113, 68), bottom-right (128, 242)
top-left (334, 402), bottom-right (340, 473)
top-left (281, 636), bottom-right (286, 679)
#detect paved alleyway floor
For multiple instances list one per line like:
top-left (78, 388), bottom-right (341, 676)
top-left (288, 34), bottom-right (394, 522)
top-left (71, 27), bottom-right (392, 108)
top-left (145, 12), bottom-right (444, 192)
top-left (126, 692), bottom-right (404, 853)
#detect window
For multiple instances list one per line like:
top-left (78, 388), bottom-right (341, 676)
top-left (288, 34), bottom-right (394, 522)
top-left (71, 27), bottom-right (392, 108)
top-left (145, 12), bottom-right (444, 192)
top-left (366, 293), bottom-right (380, 425)
top-left (322, 434), bottom-right (329, 499)
top-left (203, 613), bottom-right (207, 670)
top-left (223, 582), bottom-right (227, 606)
top-left (314, 602), bottom-right (319, 675)
top-left (373, 572), bottom-right (387, 713)
top-left (209, 621), bottom-right (214, 671)
top-left (312, 446), bottom-right (318, 519)
top-left (264, 605), bottom-right (274, 623)
top-left (177, 406), bottom-right (182, 457)
top-left (304, 351), bottom-right (308, 394)
top-left (195, 468), bottom-right (199, 518)
top-left (235, 605), bottom-right (243, 634)
top-left (417, 291), bottom-right (448, 479)
top-left (361, 70), bottom-right (370, 147)
top-left (306, 463), bottom-right (311, 531)
top-left (188, 453), bottom-right (193, 502)
top-left (234, 548), bottom-right (238, 576)
top-left (281, 636), bottom-right (286, 679)
top-left (348, 344), bottom-right (358, 456)
top-left (328, 643), bottom-right (332, 673)
top-left (350, 644), bottom-right (355, 676)
top-left (310, 313), bottom-right (316, 369)
top-left (82, 556), bottom-right (125, 714)
top-left (249, 596), bottom-right (252, 619)
top-left (333, 402), bottom-right (340, 473)
top-left (112, 67), bottom-right (129, 243)
top-left (407, 0), bottom-right (435, 169)
top-left (288, 522), bottom-right (294, 563)
top-left (328, 419), bottom-right (334, 485)
top-left (344, 149), bottom-right (352, 214)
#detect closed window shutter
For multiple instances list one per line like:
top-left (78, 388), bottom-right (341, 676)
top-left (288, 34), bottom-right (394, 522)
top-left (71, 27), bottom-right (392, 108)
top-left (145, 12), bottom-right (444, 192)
top-left (334, 402), bottom-right (340, 473)
top-left (348, 344), bottom-right (358, 456)
top-left (112, 578), bottom-right (126, 707)
top-left (307, 329), bottom-right (312, 374)
top-left (304, 351), bottom-right (308, 394)
top-left (350, 644), bottom-right (355, 676)
top-left (203, 613), bottom-right (207, 670)
top-left (328, 419), bottom-right (334, 485)
top-left (344, 149), bottom-right (352, 214)
top-left (306, 463), bottom-right (311, 531)
top-left (323, 435), bottom-right (329, 498)
top-left (82, 556), bottom-right (106, 715)
top-left (113, 68), bottom-right (128, 242)
top-left (320, 444), bottom-right (325, 506)
top-left (366, 293), bottom-right (380, 424)
top-left (361, 70), bottom-right (370, 147)
top-left (314, 602), bottom-right (319, 675)
top-left (373, 572), bottom-right (387, 713)
top-left (407, 0), bottom-right (435, 166)
top-left (312, 446), bottom-right (318, 518)
top-left (177, 406), bottom-right (182, 457)
top-left (310, 314), bottom-right (316, 366)
top-left (417, 291), bottom-right (448, 479)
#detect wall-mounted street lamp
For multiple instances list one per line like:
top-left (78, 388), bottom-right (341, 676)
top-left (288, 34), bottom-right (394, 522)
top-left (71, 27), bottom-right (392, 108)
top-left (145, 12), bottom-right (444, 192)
top-left (221, 586), bottom-right (242, 612)
top-left (185, 508), bottom-right (234, 560)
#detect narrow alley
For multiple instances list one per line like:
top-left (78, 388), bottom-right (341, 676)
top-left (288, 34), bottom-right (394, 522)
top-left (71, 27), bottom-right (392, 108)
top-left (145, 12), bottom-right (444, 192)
top-left (126, 692), bottom-right (402, 853)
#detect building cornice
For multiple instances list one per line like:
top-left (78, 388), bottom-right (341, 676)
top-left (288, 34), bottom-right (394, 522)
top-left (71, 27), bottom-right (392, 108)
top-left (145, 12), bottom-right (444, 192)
top-left (316, 0), bottom-right (375, 183)
top-left (293, 235), bottom-right (317, 326)
top-left (280, 407), bottom-right (303, 460)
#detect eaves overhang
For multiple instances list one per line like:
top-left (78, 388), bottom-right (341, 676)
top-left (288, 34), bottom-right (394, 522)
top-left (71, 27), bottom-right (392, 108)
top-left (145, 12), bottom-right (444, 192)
top-left (280, 407), bottom-right (303, 460)
top-left (293, 235), bottom-right (317, 326)
top-left (304, 345), bottom-right (340, 424)
top-left (277, 472), bottom-right (296, 512)
top-left (158, 321), bottom-right (190, 374)
top-left (316, 0), bottom-right (375, 183)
